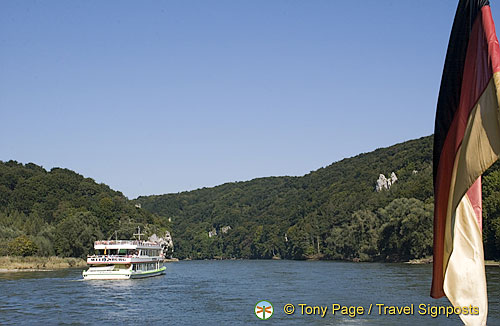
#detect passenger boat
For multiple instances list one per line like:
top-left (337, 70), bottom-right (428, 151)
top-left (82, 228), bottom-right (166, 280)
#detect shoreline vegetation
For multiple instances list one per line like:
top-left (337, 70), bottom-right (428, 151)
top-left (0, 256), bottom-right (86, 272)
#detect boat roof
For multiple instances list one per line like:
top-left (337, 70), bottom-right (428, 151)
top-left (94, 240), bottom-right (162, 249)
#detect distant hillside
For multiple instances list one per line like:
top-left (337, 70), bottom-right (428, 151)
top-left (1, 135), bottom-right (498, 261)
top-left (137, 135), bottom-right (500, 261)
top-left (0, 161), bottom-right (169, 257)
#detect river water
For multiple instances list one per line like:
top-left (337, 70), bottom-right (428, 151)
top-left (0, 260), bottom-right (498, 325)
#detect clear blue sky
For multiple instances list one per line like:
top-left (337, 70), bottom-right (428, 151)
top-left (2, 1), bottom-right (498, 199)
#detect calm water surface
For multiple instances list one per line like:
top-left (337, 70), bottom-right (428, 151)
top-left (0, 261), bottom-right (498, 325)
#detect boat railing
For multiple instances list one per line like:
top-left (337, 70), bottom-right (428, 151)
top-left (94, 240), bottom-right (160, 247)
top-left (87, 254), bottom-right (160, 259)
top-left (88, 254), bottom-right (135, 258)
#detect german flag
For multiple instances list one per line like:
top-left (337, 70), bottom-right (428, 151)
top-left (432, 1), bottom-right (500, 325)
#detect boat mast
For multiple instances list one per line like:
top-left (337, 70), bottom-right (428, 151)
top-left (133, 226), bottom-right (144, 241)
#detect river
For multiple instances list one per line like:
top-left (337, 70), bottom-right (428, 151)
top-left (0, 260), bottom-right (498, 325)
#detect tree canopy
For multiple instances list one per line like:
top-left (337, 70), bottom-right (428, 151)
top-left (0, 161), bottom-right (170, 257)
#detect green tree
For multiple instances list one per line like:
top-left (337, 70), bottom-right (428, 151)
top-left (339, 210), bottom-right (379, 261)
top-left (54, 211), bottom-right (103, 258)
top-left (7, 235), bottom-right (39, 256)
top-left (378, 198), bottom-right (433, 261)
top-left (483, 169), bottom-right (500, 259)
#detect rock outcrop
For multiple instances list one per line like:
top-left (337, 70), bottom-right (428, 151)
top-left (149, 231), bottom-right (174, 257)
top-left (208, 226), bottom-right (232, 237)
top-left (376, 172), bottom-right (398, 192)
top-left (208, 229), bottom-right (217, 238)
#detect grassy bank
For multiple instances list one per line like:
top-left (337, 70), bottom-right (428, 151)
top-left (0, 256), bottom-right (86, 271)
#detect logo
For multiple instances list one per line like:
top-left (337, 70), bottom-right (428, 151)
top-left (255, 300), bottom-right (274, 320)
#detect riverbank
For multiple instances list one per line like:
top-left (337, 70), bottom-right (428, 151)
top-left (406, 257), bottom-right (433, 264)
top-left (0, 256), bottom-right (86, 272)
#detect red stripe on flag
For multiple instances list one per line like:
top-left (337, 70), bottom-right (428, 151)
top-left (467, 177), bottom-right (483, 229)
top-left (482, 6), bottom-right (500, 74)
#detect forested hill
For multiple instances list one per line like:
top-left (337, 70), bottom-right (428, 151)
top-left (137, 135), bottom-right (500, 261)
top-left (1, 135), bottom-right (499, 261)
top-left (0, 162), bottom-right (170, 257)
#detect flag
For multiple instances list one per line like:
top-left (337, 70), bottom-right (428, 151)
top-left (432, 0), bottom-right (500, 325)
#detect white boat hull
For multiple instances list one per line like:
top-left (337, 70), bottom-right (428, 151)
top-left (83, 266), bottom-right (166, 280)
top-left (130, 267), bottom-right (166, 279)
